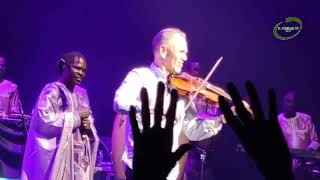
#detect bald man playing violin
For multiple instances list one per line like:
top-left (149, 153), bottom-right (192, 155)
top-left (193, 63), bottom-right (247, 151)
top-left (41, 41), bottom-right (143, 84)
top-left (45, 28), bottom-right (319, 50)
top-left (111, 27), bottom-right (226, 180)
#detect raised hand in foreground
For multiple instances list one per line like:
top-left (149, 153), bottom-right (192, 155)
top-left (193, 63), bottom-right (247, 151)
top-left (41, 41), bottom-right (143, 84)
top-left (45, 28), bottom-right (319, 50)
top-left (129, 82), bottom-right (192, 180)
top-left (218, 81), bottom-right (293, 180)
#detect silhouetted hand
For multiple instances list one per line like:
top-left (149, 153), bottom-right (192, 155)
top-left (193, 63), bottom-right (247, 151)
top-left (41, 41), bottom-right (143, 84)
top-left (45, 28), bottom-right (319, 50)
top-left (129, 82), bottom-right (192, 180)
top-left (218, 81), bottom-right (293, 180)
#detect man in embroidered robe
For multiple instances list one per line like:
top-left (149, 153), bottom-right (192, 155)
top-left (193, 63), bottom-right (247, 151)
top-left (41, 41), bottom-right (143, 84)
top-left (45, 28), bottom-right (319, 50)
top-left (21, 52), bottom-right (99, 180)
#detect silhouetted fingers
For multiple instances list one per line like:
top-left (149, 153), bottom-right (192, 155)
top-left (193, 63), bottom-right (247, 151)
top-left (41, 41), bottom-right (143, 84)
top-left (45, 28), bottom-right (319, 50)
top-left (172, 143), bottom-right (192, 162)
top-left (165, 89), bottom-right (178, 129)
top-left (129, 106), bottom-right (140, 141)
top-left (154, 82), bottom-right (165, 128)
top-left (245, 81), bottom-right (265, 121)
top-left (141, 87), bottom-right (150, 131)
top-left (268, 88), bottom-right (278, 122)
top-left (219, 95), bottom-right (243, 136)
top-left (164, 89), bottom-right (178, 151)
top-left (268, 88), bottom-right (283, 135)
top-left (227, 82), bottom-right (251, 124)
top-left (267, 89), bottom-right (291, 167)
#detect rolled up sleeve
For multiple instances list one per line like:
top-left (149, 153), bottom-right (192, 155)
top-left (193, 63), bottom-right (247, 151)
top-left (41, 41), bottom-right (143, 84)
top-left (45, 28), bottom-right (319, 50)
top-left (113, 70), bottom-right (144, 114)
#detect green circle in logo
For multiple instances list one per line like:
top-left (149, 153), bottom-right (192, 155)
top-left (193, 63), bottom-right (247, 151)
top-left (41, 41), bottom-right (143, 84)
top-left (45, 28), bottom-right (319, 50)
top-left (273, 17), bottom-right (303, 40)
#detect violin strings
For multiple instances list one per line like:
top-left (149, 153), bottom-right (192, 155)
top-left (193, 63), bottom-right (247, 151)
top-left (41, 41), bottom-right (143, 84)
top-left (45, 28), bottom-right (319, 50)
top-left (185, 56), bottom-right (223, 110)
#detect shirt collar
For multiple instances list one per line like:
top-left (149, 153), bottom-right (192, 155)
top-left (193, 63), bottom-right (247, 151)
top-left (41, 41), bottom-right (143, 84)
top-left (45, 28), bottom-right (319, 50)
top-left (150, 62), bottom-right (168, 81)
top-left (281, 112), bottom-right (298, 121)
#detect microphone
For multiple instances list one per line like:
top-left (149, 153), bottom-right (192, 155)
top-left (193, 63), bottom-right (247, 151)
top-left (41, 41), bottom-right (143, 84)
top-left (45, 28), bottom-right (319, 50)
top-left (80, 110), bottom-right (90, 141)
top-left (81, 128), bottom-right (87, 141)
top-left (79, 96), bottom-right (91, 141)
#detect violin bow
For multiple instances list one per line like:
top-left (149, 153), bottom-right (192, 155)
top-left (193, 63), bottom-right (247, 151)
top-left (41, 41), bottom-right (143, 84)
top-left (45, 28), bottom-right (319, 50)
top-left (185, 56), bottom-right (223, 110)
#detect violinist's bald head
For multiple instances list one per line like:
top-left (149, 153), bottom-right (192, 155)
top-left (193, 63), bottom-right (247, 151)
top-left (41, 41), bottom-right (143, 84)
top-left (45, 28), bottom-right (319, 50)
top-left (152, 27), bottom-right (188, 74)
top-left (152, 28), bottom-right (186, 55)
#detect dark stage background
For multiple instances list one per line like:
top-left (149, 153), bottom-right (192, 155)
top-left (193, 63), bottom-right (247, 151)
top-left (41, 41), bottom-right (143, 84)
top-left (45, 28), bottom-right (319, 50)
top-left (0, 1), bottom-right (318, 179)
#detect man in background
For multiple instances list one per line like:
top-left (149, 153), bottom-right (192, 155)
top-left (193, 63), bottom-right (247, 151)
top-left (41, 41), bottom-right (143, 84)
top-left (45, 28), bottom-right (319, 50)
top-left (0, 54), bottom-right (25, 179)
top-left (0, 54), bottom-right (22, 117)
top-left (278, 90), bottom-right (319, 179)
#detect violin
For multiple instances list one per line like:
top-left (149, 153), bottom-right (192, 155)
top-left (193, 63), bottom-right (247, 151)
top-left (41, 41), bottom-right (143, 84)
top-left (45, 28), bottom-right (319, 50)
top-left (168, 56), bottom-right (252, 115)
top-left (168, 72), bottom-right (231, 107)
top-left (167, 57), bottom-right (229, 110)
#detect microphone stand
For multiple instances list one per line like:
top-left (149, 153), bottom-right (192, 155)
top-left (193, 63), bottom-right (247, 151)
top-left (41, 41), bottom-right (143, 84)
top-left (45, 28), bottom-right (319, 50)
top-left (197, 147), bottom-right (207, 180)
top-left (19, 100), bottom-right (29, 134)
